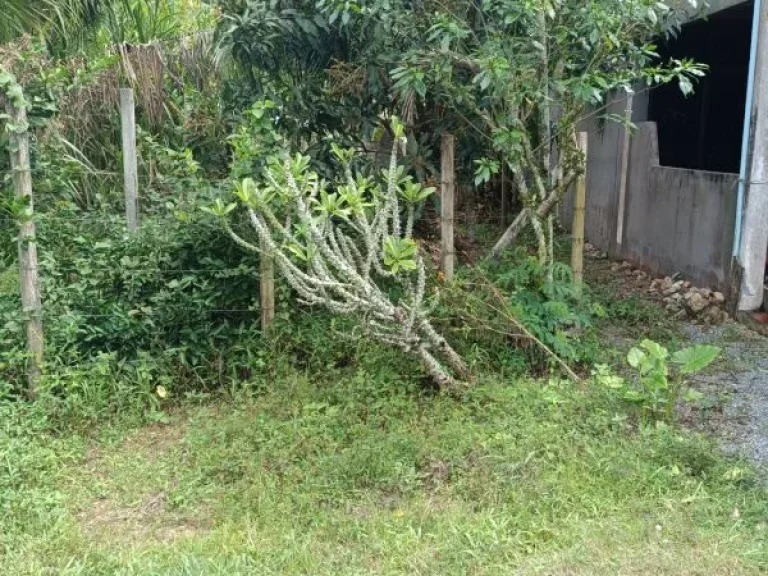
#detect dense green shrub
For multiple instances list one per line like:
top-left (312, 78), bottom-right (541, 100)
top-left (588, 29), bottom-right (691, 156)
top-left (0, 197), bottom-right (264, 394)
top-left (487, 250), bottom-right (602, 362)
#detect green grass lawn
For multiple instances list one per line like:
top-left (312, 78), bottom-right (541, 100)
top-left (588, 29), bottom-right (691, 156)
top-left (1, 369), bottom-right (766, 575)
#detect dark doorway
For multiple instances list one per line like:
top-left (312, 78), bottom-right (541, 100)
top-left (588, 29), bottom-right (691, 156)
top-left (648, 1), bottom-right (753, 173)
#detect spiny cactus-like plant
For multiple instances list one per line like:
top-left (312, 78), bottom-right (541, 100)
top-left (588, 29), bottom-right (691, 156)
top-left (207, 116), bottom-right (469, 389)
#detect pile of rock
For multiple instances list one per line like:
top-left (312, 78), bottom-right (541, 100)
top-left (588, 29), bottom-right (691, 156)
top-left (584, 243), bottom-right (608, 260)
top-left (604, 257), bottom-right (728, 324)
top-left (649, 277), bottom-right (727, 324)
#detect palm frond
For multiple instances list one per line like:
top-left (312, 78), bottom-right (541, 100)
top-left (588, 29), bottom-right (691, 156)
top-left (0, 0), bottom-right (109, 48)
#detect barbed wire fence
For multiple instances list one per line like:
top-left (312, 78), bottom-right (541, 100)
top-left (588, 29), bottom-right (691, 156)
top-left (3, 232), bottom-right (276, 319)
top-left (2, 88), bottom-right (276, 396)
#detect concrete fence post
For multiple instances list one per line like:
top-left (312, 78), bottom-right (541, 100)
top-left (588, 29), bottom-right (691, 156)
top-left (440, 133), bottom-right (456, 281)
top-left (739, 4), bottom-right (768, 311)
top-left (120, 88), bottom-right (139, 231)
top-left (616, 93), bottom-right (634, 248)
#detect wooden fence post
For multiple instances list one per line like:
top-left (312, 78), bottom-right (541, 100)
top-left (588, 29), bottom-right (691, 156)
top-left (120, 88), bottom-right (139, 231)
top-left (571, 132), bottom-right (588, 292)
top-left (616, 93), bottom-right (633, 247)
top-left (500, 163), bottom-right (507, 228)
top-left (440, 133), bottom-right (455, 281)
top-left (260, 238), bottom-right (275, 331)
top-left (6, 99), bottom-right (43, 397)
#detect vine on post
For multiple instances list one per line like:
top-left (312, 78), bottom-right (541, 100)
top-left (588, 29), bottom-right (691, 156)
top-left (0, 68), bottom-right (43, 398)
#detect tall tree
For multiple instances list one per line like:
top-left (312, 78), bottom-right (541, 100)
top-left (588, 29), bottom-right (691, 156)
top-left (215, 0), bottom-right (703, 267)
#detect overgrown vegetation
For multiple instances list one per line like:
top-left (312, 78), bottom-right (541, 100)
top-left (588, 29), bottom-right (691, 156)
top-left (0, 0), bottom-right (765, 573)
top-left (214, 0), bottom-right (706, 271)
top-left (212, 113), bottom-right (469, 389)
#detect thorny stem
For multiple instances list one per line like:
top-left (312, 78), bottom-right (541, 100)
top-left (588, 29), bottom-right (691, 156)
top-left (224, 131), bottom-right (468, 390)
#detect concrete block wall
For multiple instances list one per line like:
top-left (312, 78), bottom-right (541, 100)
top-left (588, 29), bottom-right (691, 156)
top-left (623, 124), bottom-right (738, 288)
top-left (562, 109), bottom-right (738, 291)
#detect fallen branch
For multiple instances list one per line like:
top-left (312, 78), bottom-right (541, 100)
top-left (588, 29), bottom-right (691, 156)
top-left (489, 171), bottom-right (578, 259)
top-left (468, 272), bottom-right (581, 382)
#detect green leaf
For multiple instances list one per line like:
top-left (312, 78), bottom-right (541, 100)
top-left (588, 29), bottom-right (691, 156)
top-left (645, 371), bottom-right (668, 391)
top-left (234, 178), bottom-right (259, 205)
top-left (627, 348), bottom-right (645, 369)
top-left (671, 345), bottom-right (721, 374)
top-left (202, 199), bottom-right (237, 218)
top-left (593, 364), bottom-right (625, 390)
top-left (682, 388), bottom-right (704, 403)
top-left (286, 243), bottom-right (308, 261)
top-left (640, 339), bottom-right (668, 360)
top-left (383, 236), bottom-right (418, 273)
top-left (621, 389), bottom-right (645, 403)
top-left (679, 77), bottom-right (693, 97)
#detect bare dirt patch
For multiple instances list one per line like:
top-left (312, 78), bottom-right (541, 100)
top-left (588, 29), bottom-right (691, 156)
top-left (75, 414), bottom-right (211, 545)
top-left (79, 491), bottom-right (207, 545)
top-left (83, 416), bottom-right (187, 476)
top-left (119, 418), bottom-right (188, 462)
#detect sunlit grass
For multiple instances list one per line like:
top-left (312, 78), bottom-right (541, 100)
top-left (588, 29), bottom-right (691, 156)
top-left (1, 369), bottom-right (766, 575)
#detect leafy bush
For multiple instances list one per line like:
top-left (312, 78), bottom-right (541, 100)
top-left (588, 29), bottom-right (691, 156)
top-left (463, 248), bottom-right (602, 370)
top-left (0, 198), bottom-right (265, 394)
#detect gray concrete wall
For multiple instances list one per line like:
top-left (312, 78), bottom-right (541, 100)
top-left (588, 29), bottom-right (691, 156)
top-left (562, 115), bottom-right (739, 290)
top-left (623, 124), bottom-right (738, 288)
top-left (704, 0), bottom-right (748, 17)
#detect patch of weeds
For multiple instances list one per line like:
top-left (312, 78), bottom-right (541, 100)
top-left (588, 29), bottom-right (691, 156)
top-left (594, 289), bottom-right (683, 345)
top-left (1, 369), bottom-right (767, 575)
top-left (0, 401), bottom-right (86, 560)
top-left (443, 248), bottom-right (604, 377)
top-left (594, 340), bottom-right (721, 422)
top-left (0, 266), bottom-right (17, 296)
top-left (718, 323), bottom-right (752, 344)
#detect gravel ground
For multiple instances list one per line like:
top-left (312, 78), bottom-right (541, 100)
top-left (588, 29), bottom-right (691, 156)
top-left (582, 255), bottom-right (768, 472)
top-left (684, 323), bottom-right (768, 473)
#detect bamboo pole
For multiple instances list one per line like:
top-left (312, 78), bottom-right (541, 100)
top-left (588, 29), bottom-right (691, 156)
top-left (6, 99), bottom-right (43, 397)
top-left (440, 133), bottom-right (455, 281)
top-left (616, 94), bottom-right (634, 247)
top-left (120, 88), bottom-right (139, 231)
top-left (571, 132), bottom-right (589, 292)
top-left (260, 238), bottom-right (275, 331)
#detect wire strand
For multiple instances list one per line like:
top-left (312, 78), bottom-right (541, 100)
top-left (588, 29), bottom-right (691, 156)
top-left (0, 307), bottom-right (327, 320)
top-left (14, 267), bottom-right (257, 273)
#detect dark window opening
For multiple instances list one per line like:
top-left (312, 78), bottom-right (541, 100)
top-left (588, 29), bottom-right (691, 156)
top-left (648, 1), bottom-right (753, 173)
